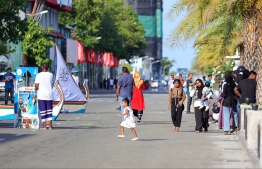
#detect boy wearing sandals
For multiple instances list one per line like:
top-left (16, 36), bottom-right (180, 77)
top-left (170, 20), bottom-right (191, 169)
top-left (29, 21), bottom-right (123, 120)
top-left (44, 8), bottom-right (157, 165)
top-left (35, 63), bottom-right (54, 129)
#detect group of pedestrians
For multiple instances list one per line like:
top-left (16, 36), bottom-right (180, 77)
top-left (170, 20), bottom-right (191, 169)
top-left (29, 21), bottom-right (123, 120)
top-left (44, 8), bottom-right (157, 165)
top-left (115, 67), bottom-right (146, 141)
top-left (167, 73), bottom-right (209, 132)
top-left (217, 67), bottom-right (257, 135)
top-left (167, 66), bottom-right (257, 134)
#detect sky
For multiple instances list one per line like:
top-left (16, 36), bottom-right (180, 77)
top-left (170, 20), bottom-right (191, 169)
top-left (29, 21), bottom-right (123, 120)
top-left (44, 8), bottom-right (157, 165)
top-left (162, 0), bottom-right (196, 73)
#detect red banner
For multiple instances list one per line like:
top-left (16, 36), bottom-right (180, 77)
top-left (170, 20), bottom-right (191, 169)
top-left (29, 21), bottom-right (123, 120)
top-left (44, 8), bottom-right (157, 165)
top-left (103, 52), bottom-right (109, 66)
top-left (97, 52), bottom-right (103, 66)
top-left (108, 53), bottom-right (114, 67)
top-left (77, 40), bottom-right (85, 62)
top-left (114, 57), bottom-right (119, 67)
top-left (86, 49), bottom-right (95, 64)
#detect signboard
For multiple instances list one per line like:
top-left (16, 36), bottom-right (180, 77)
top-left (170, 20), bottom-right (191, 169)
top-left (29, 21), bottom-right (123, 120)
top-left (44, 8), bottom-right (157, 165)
top-left (14, 67), bottom-right (39, 129)
top-left (14, 88), bottom-right (39, 129)
top-left (177, 68), bottom-right (188, 78)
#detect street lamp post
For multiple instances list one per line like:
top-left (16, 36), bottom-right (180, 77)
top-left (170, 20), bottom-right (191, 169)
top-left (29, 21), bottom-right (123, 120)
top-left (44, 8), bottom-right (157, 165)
top-left (149, 60), bottom-right (160, 80)
top-left (162, 64), bottom-right (171, 77)
top-left (142, 57), bottom-right (153, 79)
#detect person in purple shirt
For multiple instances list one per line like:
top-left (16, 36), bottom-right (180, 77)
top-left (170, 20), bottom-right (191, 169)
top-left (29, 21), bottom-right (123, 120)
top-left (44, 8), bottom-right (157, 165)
top-left (116, 67), bottom-right (134, 119)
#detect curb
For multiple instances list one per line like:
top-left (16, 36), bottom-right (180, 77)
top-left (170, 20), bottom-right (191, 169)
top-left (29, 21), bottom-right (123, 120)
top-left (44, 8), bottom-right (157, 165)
top-left (238, 133), bottom-right (260, 168)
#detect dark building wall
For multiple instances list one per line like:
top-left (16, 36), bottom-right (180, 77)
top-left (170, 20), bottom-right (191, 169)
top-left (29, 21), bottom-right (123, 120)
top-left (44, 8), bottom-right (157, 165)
top-left (125, 0), bottom-right (162, 58)
top-left (125, 0), bottom-right (163, 80)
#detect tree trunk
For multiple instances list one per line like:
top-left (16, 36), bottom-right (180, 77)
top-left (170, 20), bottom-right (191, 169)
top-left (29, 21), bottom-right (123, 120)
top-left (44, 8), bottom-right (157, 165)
top-left (255, 5), bottom-right (262, 104)
top-left (243, 10), bottom-right (258, 71)
top-left (239, 43), bottom-right (244, 65)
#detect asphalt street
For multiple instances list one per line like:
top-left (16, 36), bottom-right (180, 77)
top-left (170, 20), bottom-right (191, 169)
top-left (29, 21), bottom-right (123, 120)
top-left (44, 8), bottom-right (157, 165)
top-left (0, 87), bottom-right (254, 168)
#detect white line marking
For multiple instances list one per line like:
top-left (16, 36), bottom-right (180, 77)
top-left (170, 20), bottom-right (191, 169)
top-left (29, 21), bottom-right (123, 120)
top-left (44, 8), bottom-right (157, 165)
top-left (31, 130), bottom-right (36, 131)
top-left (15, 134), bottom-right (24, 137)
top-left (0, 138), bottom-right (5, 141)
top-left (76, 117), bottom-right (80, 119)
top-left (107, 101), bottom-right (113, 102)
top-left (55, 123), bottom-right (61, 124)
top-left (96, 112), bottom-right (100, 113)
top-left (88, 98), bottom-right (99, 102)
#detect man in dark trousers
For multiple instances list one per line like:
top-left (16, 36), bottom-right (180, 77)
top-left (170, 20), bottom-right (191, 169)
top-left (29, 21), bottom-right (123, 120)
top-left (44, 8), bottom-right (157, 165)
top-left (2, 67), bottom-right (15, 105)
top-left (186, 73), bottom-right (194, 114)
top-left (115, 67), bottom-right (134, 118)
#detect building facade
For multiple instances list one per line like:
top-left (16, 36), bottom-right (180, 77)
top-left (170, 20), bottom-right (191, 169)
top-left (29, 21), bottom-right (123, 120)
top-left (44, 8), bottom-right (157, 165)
top-left (125, 0), bottom-right (163, 80)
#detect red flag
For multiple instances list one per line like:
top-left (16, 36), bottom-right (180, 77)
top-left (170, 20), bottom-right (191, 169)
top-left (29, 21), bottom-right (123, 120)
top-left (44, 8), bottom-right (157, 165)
top-left (90, 49), bottom-right (95, 64)
top-left (109, 53), bottom-right (114, 67)
top-left (103, 52), bottom-right (109, 66)
top-left (97, 52), bottom-right (103, 66)
top-left (114, 57), bottom-right (119, 67)
top-left (76, 40), bottom-right (84, 62)
top-left (85, 50), bottom-right (90, 63)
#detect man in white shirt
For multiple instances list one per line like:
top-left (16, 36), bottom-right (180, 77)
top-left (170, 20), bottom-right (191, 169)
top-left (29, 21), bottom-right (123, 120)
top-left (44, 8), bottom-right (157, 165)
top-left (35, 63), bottom-right (54, 129)
top-left (72, 67), bottom-right (79, 86)
top-left (168, 75), bottom-right (175, 93)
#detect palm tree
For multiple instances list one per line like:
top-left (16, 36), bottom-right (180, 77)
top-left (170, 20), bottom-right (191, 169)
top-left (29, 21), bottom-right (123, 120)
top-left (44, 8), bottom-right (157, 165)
top-left (168, 0), bottom-right (262, 103)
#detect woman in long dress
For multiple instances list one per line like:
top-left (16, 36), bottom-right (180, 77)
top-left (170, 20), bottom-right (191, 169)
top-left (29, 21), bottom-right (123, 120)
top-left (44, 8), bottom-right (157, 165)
top-left (190, 79), bottom-right (209, 133)
top-left (131, 72), bottom-right (145, 122)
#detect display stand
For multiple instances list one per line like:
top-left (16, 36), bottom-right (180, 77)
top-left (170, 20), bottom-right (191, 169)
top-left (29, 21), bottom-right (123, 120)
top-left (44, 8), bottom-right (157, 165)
top-left (14, 67), bottom-right (39, 129)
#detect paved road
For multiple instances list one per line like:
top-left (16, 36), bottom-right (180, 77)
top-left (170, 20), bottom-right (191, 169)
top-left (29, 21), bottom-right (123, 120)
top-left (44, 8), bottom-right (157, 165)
top-left (0, 92), bottom-right (253, 168)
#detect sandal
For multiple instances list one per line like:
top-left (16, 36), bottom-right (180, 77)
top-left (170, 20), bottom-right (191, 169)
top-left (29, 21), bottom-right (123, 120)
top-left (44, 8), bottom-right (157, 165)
top-left (49, 126), bottom-right (54, 130)
top-left (224, 132), bottom-right (231, 135)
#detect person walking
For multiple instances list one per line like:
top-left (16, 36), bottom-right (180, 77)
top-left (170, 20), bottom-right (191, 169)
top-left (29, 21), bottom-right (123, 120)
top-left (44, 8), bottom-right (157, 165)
top-left (186, 73), bottom-right (194, 114)
top-left (117, 98), bottom-right (138, 141)
top-left (168, 75), bottom-right (175, 93)
top-left (2, 67), bottom-right (15, 105)
top-left (168, 79), bottom-right (186, 132)
top-left (131, 72), bottom-right (145, 122)
top-left (115, 67), bottom-right (134, 119)
top-left (220, 73), bottom-right (238, 135)
top-left (34, 63), bottom-right (54, 129)
top-left (177, 74), bottom-right (184, 88)
top-left (72, 68), bottom-right (79, 86)
top-left (190, 79), bottom-right (209, 133)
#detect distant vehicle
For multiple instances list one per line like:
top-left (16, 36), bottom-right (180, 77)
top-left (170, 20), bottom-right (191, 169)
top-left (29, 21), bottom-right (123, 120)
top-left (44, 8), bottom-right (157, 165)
top-left (160, 80), bottom-right (167, 86)
top-left (158, 80), bottom-right (167, 87)
top-left (150, 80), bottom-right (158, 88)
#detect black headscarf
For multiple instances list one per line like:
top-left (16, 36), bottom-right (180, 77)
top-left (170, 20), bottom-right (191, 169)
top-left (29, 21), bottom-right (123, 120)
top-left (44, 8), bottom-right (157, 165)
top-left (195, 79), bottom-right (204, 99)
top-left (234, 69), bottom-right (249, 84)
top-left (224, 73), bottom-right (236, 88)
